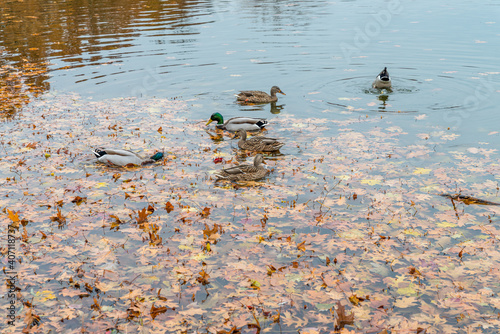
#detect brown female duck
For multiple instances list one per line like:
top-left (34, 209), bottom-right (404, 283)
top-left (215, 154), bottom-right (268, 181)
top-left (236, 86), bottom-right (285, 103)
top-left (236, 129), bottom-right (284, 152)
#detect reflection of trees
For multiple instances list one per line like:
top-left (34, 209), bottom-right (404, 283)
top-left (238, 0), bottom-right (318, 28)
top-left (0, 60), bottom-right (48, 118)
top-left (0, 0), bottom-right (212, 114)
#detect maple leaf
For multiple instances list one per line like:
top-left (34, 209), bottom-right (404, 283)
top-left (8, 209), bottom-right (20, 229)
top-left (135, 207), bottom-right (150, 224)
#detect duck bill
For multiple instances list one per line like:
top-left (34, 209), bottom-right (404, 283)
top-left (206, 119), bottom-right (214, 126)
top-left (280, 91), bottom-right (286, 95)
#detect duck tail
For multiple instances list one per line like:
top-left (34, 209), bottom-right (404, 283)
top-left (93, 148), bottom-right (106, 158)
top-left (379, 67), bottom-right (390, 81)
top-left (256, 120), bottom-right (268, 128)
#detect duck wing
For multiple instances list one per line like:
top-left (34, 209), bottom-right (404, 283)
top-left (226, 117), bottom-right (267, 125)
top-left (93, 148), bottom-right (143, 166)
top-left (96, 148), bottom-right (143, 158)
top-left (220, 163), bottom-right (256, 174)
top-left (237, 90), bottom-right (271, 102)
top-left (247, 136), bottom-right (279, 144)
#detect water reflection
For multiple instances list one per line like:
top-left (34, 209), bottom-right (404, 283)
top-left (0, 0), bottom-right (215, 114)
top-left (236, 101), bottom-right (285, 115)
top-left (377, 94), bottom-right (389, 111)
top-left (270, 102), bottom-right (284, 114)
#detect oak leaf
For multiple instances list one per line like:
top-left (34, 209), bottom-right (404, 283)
top-left (333, 301), bottom-right (354, 330)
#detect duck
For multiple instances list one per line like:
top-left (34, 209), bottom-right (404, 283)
top-left (215, 154), bottom-right (269, 182)
top-left (235, 129), bottom-right (284, 152)
top-left (93, 148), bottom-right (163, 167)
top-left (206, 112), bottom-right (268, 132)
top-left (236, 86), bottom-right (286, 103)
top-left (372, 67), bottom-right (392, 89)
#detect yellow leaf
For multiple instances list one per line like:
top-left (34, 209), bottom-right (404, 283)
top-left (95, 182), bottom-right (108, 188)
top-left (413, 168), bottom-right (431, 175)
top-left (403, 229), bottom-right (421, 236)
top-left (361, 179), bottom-right (381, 185)
top-left (8, 210), bottom-right (19, 223)
top-left (35, 290), bottom-right (56, 302)
top-left (437, 221), bottom-right (456, 227)
top-left (397, 284), bottom-right (417, 296)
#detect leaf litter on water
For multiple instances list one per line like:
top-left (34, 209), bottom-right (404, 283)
top-left (1, 94), bottom-right (500, 333)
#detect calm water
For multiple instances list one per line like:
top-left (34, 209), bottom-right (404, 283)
top-left (1, 0), bottom-right (499, 150)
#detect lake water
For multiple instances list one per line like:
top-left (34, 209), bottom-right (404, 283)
top-left (2, 0), bottom-right (499, 148)
top-left (2, 0), bottom-right (500, 333)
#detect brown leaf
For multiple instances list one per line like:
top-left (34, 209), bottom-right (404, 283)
top-left (135, 207), bottom-right (150, 224)
top-left (23, 307), bottom-right (41, 328)
top-left (24, 142), bottom-right (37, 149)
top-left (409, 266), bottom-right (422, 277)
top-left (196, 269), bottom-right (210, 285)
top-left (70, 196), bottom-right (87, 205)
top-left (165, 201), bottom-right (174, 213)
top-left (91, 297), bottom-right (100, 311)
top-left (333, 300), bottom-right (354, 330)
top-left (150, 304), bottom-right (167, 320)
top-left (200, 207), bottom-right (211, 218)
top-left (203, 223), bottom-right (221, 243)
top-left (50, 207), bottom-right (66, 225)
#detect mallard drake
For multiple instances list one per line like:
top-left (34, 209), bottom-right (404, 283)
top-left (372, 67), bottom-right (392, 89)
top-left (236, 86), bottom-right (285, 103)
top-left (215, 154), bottom-right (268, 182)
top-left (206, 112), bottom-right (268, 132)
top-left (236, 129), bottom-right (284, 152)
top-left (93, 148), bottom-right (163, 167)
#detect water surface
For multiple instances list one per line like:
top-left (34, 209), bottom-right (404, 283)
top-left (1, 0), bottom-right (498, 148)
